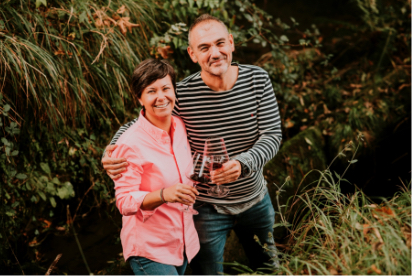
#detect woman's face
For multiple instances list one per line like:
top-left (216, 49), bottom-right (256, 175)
top-left (139, 75), bottom-right (175, 121)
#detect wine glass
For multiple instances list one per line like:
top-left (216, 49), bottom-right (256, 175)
top-left (180, 151), bottom-right (209, 215)
top-left (204, 136), bottom-right (230, 198)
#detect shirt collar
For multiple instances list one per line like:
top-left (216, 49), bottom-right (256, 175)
top-left (137, 110), bottom-right (176, 144)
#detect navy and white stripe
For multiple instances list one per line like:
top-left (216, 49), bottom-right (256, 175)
top-left (109, 64), bottom-right (282, 214)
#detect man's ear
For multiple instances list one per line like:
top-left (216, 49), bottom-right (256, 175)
top-left (187, 46), bottom-right (198, 63)
top-left (229, 34), bottom-right (235, 52)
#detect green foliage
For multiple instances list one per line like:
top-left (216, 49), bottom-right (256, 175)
top-left (229, 139), bottom-right (411, 275)
top-left (264, 127), bottom-right (327, 239)
top-left (274, 180), bottom-right (412, 275)
top-left (257, 0), bottom-right (411, 154)
top-left (0, 0), bottom-right (159, 272)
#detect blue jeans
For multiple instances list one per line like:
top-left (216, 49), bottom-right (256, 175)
top-left (129, 255), bottom-right (187, 275)
top-left (191, 192), bottom-right (279, 275)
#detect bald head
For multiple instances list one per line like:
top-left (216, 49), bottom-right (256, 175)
top-left (188, 14), bottom-right (229, 47)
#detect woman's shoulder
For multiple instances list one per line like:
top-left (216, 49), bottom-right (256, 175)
top-left (172, 115), bottom-right (184, 126)
top-left (172, 115), bottom-right (187, 132)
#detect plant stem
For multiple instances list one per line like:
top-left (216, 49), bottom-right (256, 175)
top-left (67, 205), bottom-right (93, 275)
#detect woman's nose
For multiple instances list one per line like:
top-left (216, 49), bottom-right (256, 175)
top-left (156, 94), bottom-right (166, 101)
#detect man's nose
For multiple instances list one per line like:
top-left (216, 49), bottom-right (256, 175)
top-left (210, 46), bottom-right (220, 58)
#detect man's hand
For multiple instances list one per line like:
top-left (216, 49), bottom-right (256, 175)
top-left (102, 145), bottom-right (128, 180)
top-left (210, 160), bottom-right (241, 185)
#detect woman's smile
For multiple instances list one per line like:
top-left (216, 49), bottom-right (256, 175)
top-left (154, 102), bottom-right (170, 109)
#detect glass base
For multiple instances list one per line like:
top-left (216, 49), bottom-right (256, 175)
top-left (207, 185), bottom-right (229, 198)
top-left (177, 206), bottom-right (199, 215)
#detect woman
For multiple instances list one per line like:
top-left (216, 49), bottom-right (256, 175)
top-left (111, 59), bottom-right (200, 275)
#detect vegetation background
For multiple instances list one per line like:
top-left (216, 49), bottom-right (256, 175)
top-left (0, 0), bottom-right (410, 274)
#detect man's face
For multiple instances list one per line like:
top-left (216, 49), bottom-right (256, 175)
top-left (187, 21), bottom-right (235, 77)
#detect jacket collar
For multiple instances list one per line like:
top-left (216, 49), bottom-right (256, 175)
top-left (137, 110), bottom-right (176, 143)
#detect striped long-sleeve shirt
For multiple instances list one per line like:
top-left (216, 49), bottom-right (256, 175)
top-left (109, 63), bottom-right (282, 214)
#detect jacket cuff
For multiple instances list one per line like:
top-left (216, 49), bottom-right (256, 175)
top-left (232, 152), bottom-right (255, 178)
top-left (129, 191), bottom-right (158, 222)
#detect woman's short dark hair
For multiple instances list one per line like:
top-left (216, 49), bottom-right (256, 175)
top-left (131, 59), bottom-right (176, 100)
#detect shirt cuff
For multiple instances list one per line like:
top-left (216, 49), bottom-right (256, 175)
top-left (232, 152), bottom-right (255, 178)
top-left (129, 191), bottom-right (159, 222)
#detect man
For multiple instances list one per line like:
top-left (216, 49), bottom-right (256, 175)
top-left (102, 14), bottom-right (282, 274)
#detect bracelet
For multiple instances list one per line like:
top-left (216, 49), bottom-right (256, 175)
top-left (160, 188), bottom-right (167, 204)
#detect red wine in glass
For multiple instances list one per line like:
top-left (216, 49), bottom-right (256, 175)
top-left (204, 137), bottom-right (230, 198)
top-left (181, 151), bottom-right (209, 215)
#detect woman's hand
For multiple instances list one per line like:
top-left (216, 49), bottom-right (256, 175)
top-left (163, 184), bottom-right (199, 205)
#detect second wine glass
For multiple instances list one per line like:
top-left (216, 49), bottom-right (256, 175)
top-left (204, 136), bottom-right (230, 198)
top-left (182, 151), bottom-right (209, 215)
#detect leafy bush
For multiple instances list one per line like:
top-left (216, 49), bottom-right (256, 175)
top-left (256, 0), bottom-right (411, 154)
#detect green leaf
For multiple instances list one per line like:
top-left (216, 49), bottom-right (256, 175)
top-left (163, 1), bottom-right (170, 10)
top-left (79, 11), bottom-right (88, 24)
top-left (16, 173), bottom-right (27, 180)
top-left (40, 162), bottom-right (51, 174)
top-left (38, 191), bottom-right (47, 201)
top-left (50, 197), bottom-right (57, 208)
top-left (244, 14), bottom-right (253, 22)
top-left (334, 171), bottom-right (341, 179)
top-left (57, 182), bottom-right (75, 199)
top-left (349, 159), bottom-right (358, 164)
top-left (31, 195), bottom-right (37, 203)
top-left (35, 0), bottom-right (47, 8)
top-left (273, 222), bottom-right (291, 228)
top-left (304, 137), bottom-right (312, 145)
top-left (90, 134), bottom-right (96, 140)
top-left (11, 150), bottom-right (19, 156)
top-left (280, 35), bottom-right (289, 42)
top-left (3, 104), bottom-right (10, 112)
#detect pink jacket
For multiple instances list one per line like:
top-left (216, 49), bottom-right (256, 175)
top-left (111, 112), bottom-right (200, 266)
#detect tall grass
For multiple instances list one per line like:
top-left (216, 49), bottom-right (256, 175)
top-left (277, 177), bottom-right (411, 275)
top-left (0, 0), bottom-right (158, 127)
top-left (229, 139), bottom-right (411, 275)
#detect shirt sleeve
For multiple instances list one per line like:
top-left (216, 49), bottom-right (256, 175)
top-left (233, 73), bottom-right (282, 176)
top-left (101, 118), bottom-right (138, 159)
top-left (111, 143), bottom-right (159, 221)
top-left (110, 118), bottom-right (139, 145)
